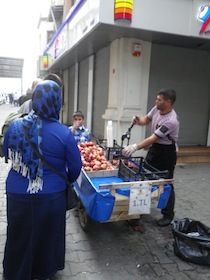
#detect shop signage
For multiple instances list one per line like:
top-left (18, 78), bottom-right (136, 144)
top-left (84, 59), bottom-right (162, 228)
top-left (114, 0), bottom-right (134, 23)
top-left (197, 5), bottom-right (210, 33)
top-left (54, 29), bottom-right (67, 59)
top-left (42, 54), bottom-right (48, 69)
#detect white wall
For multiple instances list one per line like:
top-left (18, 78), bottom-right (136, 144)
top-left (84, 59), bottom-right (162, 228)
top-left (103, 38), bottom-right (151, 153)
top-left (99, 0), bottom-right (210, 39)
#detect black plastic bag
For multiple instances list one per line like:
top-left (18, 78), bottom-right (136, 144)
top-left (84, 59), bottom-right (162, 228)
top-left (171, 218), bottom-right (210, 265)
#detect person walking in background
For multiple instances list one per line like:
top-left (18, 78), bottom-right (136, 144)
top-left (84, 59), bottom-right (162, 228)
top-left (18, 78), bottom-right (42, 114)
top-left (2, 80), bottom-right (82, 279)
top-left (69, 110), bottom-right (91, 143)
top-left (18, 74), bottom-right (62, 115)
top-left (122, 88), bottom-right (179, 227)
top-left (18, 88), bottom-right (31, 107)
top-left (8, 93), bottom-right (14, 105)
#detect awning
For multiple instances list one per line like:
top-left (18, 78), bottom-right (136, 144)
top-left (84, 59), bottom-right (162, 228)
top-left (0, 57), bottom-right (24, 78)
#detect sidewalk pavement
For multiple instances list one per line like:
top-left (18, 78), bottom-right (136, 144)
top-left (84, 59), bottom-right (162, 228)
top-left (0, 159), bottom-right (210, 279)
top-left (0, 106), bottom-right (210, 279)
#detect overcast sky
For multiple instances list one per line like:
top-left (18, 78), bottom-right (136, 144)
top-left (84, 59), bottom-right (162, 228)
top-left (0, 0), bottom-right (51, 93)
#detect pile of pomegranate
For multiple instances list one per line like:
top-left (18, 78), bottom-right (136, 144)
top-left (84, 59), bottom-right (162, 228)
top-left (78, 141), bottom-right (115, 172)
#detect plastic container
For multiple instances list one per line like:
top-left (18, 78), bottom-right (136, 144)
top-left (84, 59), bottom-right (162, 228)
top-left (107, 120), bottom-right (113, 147)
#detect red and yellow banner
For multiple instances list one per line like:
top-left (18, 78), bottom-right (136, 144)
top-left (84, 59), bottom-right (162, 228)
top-left (114, 0), bottom-right (134, 22)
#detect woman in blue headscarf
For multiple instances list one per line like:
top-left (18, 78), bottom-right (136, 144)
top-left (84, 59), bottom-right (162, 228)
top-left (2, 80), bottom-right (82, 280)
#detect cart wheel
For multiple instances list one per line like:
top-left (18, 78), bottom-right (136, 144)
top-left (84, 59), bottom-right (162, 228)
top-left (77, 200), bottom-right (92, 232)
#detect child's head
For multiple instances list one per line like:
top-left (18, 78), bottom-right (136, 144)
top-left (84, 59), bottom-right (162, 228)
top-left (73, 111), bottom-right (84, 126)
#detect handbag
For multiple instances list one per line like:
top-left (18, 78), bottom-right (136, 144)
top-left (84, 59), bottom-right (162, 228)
top-left (22, 125), bottom-right (78, 210)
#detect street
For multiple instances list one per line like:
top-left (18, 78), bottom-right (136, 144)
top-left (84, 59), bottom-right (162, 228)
top-left (0, 103), bottom-right (210, 279)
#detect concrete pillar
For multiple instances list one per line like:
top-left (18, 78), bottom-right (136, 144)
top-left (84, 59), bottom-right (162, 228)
top-left (207, 120), bottom-right (210, 146)
top-left (73, 63), bottom-right (79, 112)
top-left (103, 38), bottom-right (152, 150)
top-left (61, 69), bottom-right (69, 124)
top-left (86, 55), bottom-right (94, 133)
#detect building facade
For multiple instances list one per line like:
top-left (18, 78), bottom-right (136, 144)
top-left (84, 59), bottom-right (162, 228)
top-left (38, 0), bottom-right (210, 150)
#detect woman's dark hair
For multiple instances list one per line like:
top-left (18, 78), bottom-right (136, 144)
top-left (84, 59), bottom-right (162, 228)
top-left (43, 73), bottom-right (63, 87)
top-left (157, 88), bottom-right (176, 105)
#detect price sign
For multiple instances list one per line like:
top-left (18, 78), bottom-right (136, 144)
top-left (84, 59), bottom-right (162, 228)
top-left (128, 182), bottom-right (151, 215)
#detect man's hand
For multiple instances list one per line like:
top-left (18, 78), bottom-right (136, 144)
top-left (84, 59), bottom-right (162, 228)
top-left (122, 144), bottom-right (137, 157)
top-left (73, 120), bottom-right (80, 129)
top-left (132, 116), bottom-right (140, 125)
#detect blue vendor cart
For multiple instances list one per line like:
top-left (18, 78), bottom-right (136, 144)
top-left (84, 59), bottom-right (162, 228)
top-left (74, 156), bottom-right (173, 231)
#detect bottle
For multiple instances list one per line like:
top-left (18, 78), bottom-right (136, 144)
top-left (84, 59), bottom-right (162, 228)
top-left (107, 120), bottom-right (113, 147)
